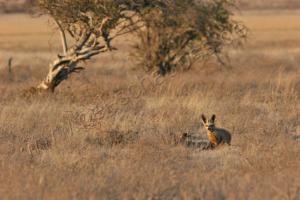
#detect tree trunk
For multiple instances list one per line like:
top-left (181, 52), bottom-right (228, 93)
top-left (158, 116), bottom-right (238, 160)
top-left (36, 32), bottom-right (107, 92)
top-left (36, 17), bottom-right (111, 92)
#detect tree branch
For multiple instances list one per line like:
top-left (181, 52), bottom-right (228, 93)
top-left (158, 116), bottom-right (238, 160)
top-left (53, 18), bottom-right (68, 55)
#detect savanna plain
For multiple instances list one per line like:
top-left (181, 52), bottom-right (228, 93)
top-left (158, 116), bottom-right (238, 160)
top-left (0, 8), bottom-right (300, 200)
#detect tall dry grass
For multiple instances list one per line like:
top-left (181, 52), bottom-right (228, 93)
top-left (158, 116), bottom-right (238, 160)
top-left (0, 11), bottom-right (300, 199)
top-left (237, 0), bottom-right (300, 10)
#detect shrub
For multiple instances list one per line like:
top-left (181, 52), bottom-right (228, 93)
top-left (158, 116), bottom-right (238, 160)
top-left (132, 0), bottom-right (247, 75)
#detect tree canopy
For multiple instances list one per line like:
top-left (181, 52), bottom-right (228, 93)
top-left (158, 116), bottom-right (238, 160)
top-left (35, 0), bottom-right (246, 92)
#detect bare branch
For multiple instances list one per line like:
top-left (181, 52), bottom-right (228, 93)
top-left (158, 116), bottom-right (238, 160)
top-left (53, 18), bottom-right (68, 55)
top-left (99, 17), bottom-right (111, 35)
top-left (76, 30), bottom-right (92, 50)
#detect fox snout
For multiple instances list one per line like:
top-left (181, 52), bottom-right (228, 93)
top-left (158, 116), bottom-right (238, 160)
top-left (207, 126), bottom-right (214, 131)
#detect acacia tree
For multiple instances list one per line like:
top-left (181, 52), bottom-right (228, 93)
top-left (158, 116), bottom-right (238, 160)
top-left (35, 0), bottom-right (147, 92)
top-left (35, 0), bottom-right (246, 92)
top-left (132, 0), bottom-right (247, 75)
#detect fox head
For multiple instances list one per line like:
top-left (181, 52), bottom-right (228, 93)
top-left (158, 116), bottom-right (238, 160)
top-left (201, 114), bottom-right (216, 132)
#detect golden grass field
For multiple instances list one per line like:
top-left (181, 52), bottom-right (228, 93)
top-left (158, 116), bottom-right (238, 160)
top-left (0, 9), bottom-right (300, 200)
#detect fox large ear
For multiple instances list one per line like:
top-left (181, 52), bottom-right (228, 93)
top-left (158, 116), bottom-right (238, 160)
top-left (211, 114), bottom-right (216, 122)
top-left (201, 114), bottom-right (207, 124)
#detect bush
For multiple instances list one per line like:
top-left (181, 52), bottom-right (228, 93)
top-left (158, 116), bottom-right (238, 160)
top-left (132, 0), bottom-right (247, 75)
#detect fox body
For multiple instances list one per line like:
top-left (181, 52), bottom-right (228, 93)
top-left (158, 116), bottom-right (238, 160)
top-left (201, 114), bottom-right (231, 148)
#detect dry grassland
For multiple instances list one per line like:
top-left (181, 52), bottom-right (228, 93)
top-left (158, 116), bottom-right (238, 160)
top-left (237, 0), bottom-right (300, 10)
top-left (0, 10), bottom-right (299, 199)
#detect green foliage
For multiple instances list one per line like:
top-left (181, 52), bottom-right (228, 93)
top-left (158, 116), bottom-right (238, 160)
top-left (37, 0), bottom-right (131, 41)
top-left (132, 0), bottom-right (247, 75)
